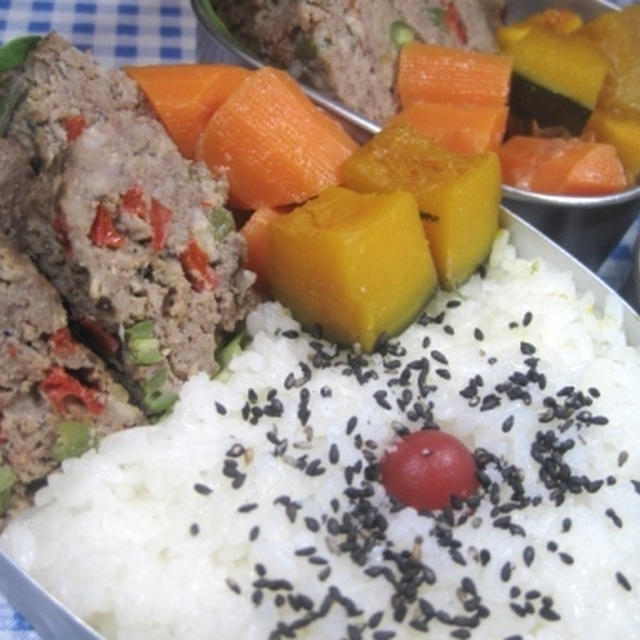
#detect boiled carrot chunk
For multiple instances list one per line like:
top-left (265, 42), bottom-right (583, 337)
top-left (342, 124), bottom-right (500, 290)
top-left (499, 135), bottom-right (628, 196)
top-left (124, 64), bottom-right (250, 159)
top-left (240, 206), bottom-right (283, 294)
top-left (396, 42), bottom-right (512, 109)
top-left (387, 102), bottom-right (508, 154)
top-left (196, 66), bottom-right (358, 210)
top-left (268, 187), bottom-right (438, 352)
top-left (584, 110), bottom-right (640, 183)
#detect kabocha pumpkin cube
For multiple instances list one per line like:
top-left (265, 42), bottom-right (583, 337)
top-left (268, 186), bottom-right (438, 352)
top-left (495, 9), bottom-right (583, 49)
top-left (342, 124), bottom-right (500, 290)
top-left (503, 25), bottom-right (610, 135)
top-left (581, 4), bottom-right (640, 119)
top-left (584, 110), bottom-right (640, 183)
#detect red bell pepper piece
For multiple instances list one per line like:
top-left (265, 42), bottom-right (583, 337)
top-left (50, 327), bottom-right (77, 356)
top-left (64, 114), bottom-right (87, 142)
top-left (88, 203), bottom-right (125, 248)
top-left (120, 184), bottom-right (148, 219)
top-left (41, 366), bottom-right (105, 416)
top-left (445, 1), bottom-right (468, 45)
top-left (149, 198), bottom-right (172, 251)
top-left (52, 208), bottom-right (72, 259)
top-left (180, 238), bottom-right (218, 292)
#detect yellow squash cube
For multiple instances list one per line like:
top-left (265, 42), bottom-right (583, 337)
top-left (268, 186), bottom-right (438, 352)
top-left (584, 109), bottom-right (640, 183)
top-left (342, 124), bottom-right (501, 289)
top-left (581, 4), bottom-right (640, 119)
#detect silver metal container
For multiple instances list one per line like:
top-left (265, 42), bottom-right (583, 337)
top-left (191, 0), bottom-right (640, 272)
top-left (2, 207), bottom-right (640, 639)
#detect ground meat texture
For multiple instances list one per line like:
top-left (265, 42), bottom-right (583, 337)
top-left (14, 111), bottom-right (257, 417)
top-left (0, 138), bottom-right (34, 238)
top-left (209, 0), bottom-right (502, 123)
top-left (2, 32), bottom-right (147, 169)
top-left (0, 233), bottom-right (142, 530)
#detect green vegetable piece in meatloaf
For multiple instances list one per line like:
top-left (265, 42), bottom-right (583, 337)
top-left (125, 319), bottom-right (164, 365)
top-left (390, 21), bottom-right (416, 51)
top-left (213, 327), bottom-right (249, 382)
top-left (0, 76), bottom-right (27, 137)
top-left (142, 370), bottom-right (178, 422)
top-left (0, 35), bottom-right (41, 73)
top-left (0, 465), bottom-right (17, 515)
top-left (51, 421), bottom-right (95, 461)
top-left (209, 207), bottom-right (236, 242)
top-left (294, 36), bottom-right (318, 62)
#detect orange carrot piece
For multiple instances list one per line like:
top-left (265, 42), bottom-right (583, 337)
top-left (387, 102), bottom-right (508, 154)
top-left (124, 64), bottom-right (250, 159)
top-left (396, 42), bottom-right (512, 109)
top-left (240, 206), bottom-right (284, 293)
top-left (499, 136), bottom-right (628, 196)
top-left (196, 66), bottom-right (358, 210)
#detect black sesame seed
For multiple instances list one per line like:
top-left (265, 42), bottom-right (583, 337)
top-left (249, 525), bottom-right (260, 541)
top-left (251, 589), bottom-right (263, 606)
top-left (522, 311), bottom-right (533, 326)
top-left (523, 546), bottom-right (535, 567)
top-left (444, 325), bottom-right (455, 335)
top-left (295, 545), bottom-right (317, 557)
top-left (373, 389), bottom-right (392, 410)
top-left (214, 401), bottom-right (227, 415)
top-left (317, 566), bottom-right (331, 581)
top-left (616, 571), bottom-right (632, 591)
top-left (539, 606), bottom-right (561, 622)
top-left (372, 632), bottom-right (396, 640)
top-left (189, 523), bottom-right (200, 536)
top-left (238, 503), bottom-right (259, 513)
top-left (547, 540), bottom-right (558, 552)
top-left (226, 577), bottom-right (241, 594)
top-left (500, 562), bottom-right (513, 582)
top-left (605, 507), bottom-right (623, 528)
top-left (304, 516), bottom-right (320, 532)
top-left (193, 482), bottom-right (213, 496)
top-left (520, 341), bottom-right (536, 355)
top-left (561, 517), bottom-right (572, 532)
top-left (346, 416), bottom-right (358, 435)
top-left (502, 415), bottom-right (515, 433)
top-left (436, 368), bottom-right (451, 380)
top-left (328, 443), bottom-right (340, 464)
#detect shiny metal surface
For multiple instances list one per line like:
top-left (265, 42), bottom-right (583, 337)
top-left (192, 0), bottom-right (640, 270)
top-left (1, 205), bottom-right (639, 638)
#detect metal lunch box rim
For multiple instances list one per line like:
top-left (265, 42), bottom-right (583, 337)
top-left (191, 0), bottom-right (640, 208)
top-left (3, 204), bottom-right (640, 639)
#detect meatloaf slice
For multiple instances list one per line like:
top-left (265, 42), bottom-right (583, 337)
top-left (0, 233), bottom-right (142, 529)
top-left (209, 0), bottom-right (502, 123)
top-left (0, 137), bottom-right (34, 238)
top-left (3, 32), bottom-right (147, 169)
top-left (14, 111), bottom-right (257, 419)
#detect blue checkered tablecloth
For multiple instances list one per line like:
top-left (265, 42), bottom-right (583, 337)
top-left (0, 1), bottom-right (639, 638)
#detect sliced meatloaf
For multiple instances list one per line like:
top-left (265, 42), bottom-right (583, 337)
top-left (13, 111), bottom-right (257, 419)
top-left (0, 137), bottom-right (34, 238)
top-left (2, 32), bottom-right (147, 169)
top-left (0, 233), bottom-right (142, 529)
top-left (209, 0), bottom-right (503, 123)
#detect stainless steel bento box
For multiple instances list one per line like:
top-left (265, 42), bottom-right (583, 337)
top-left (2, 206), bottom-right (640, 639)
top-left (191, 0), bottom-right (640, 273)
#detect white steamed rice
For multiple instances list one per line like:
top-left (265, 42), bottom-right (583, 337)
top-left (2, 229), bottom-right (640, 639)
